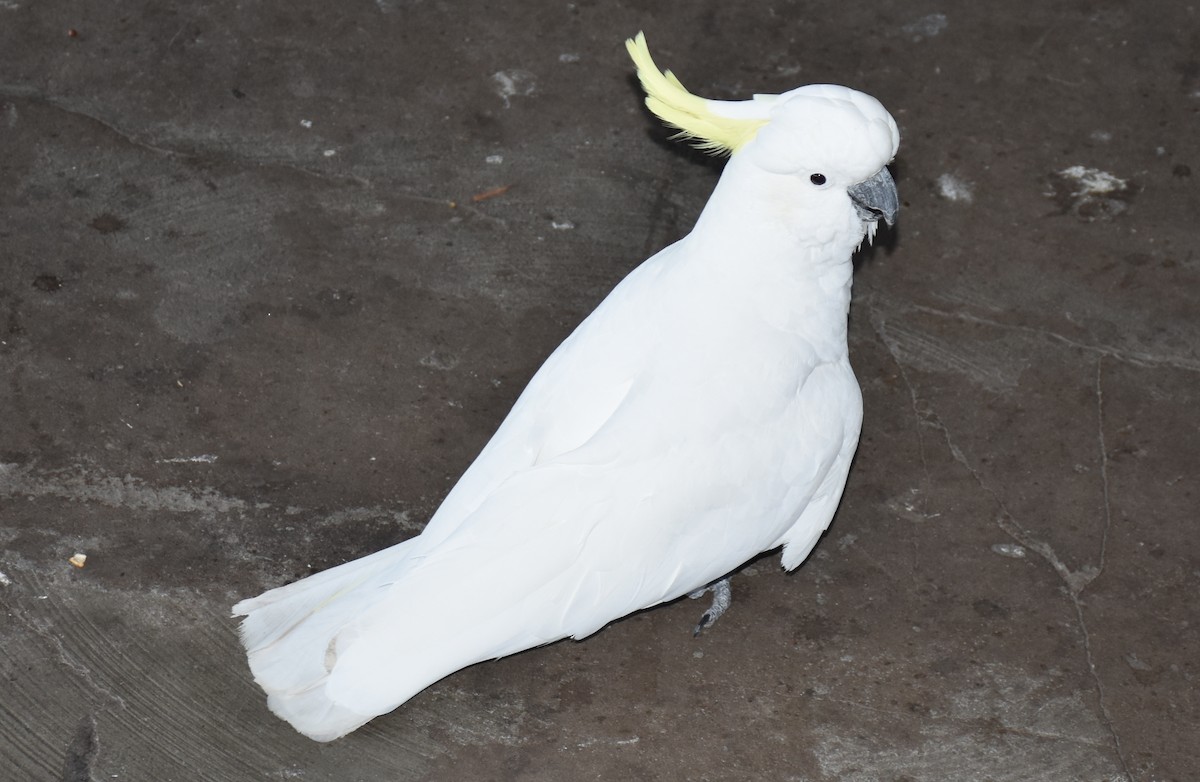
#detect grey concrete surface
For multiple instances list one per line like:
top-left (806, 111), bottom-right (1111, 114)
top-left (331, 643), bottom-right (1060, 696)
top-left (1, 1), bottom-right (1197, 779)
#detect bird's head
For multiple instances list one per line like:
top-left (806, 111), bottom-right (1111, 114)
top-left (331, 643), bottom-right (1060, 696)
top-left (626, 32), bottom-right (900, 244)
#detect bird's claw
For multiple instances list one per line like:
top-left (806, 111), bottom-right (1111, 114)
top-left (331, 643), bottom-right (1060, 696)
top-left (688, 578), bottom-right (731, 637)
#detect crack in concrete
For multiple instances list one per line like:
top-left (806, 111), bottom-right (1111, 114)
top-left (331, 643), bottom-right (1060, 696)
top-left (0, 84), bottom-right (186, 158)
top-left (7, 586), bottom-right (130, 711)
top-left (907, 301), bottom-right (1200, 374)
top-left (866, 299), bottom-right (935, 581)
top-left (1093, 357), bottom-right (1115, 584)
top-left (868, 300), bottom-right (936, 508)
top-left (1082, 355), bottom-right (1133, 781)
top-left (867, 301), bottom-right (1135, 781)
top-left (0, 85), bottom-right (372, 188)
top-left (1071, 595), bottom-right (1133, 781)
top-left (1, 85), bottom-right (515, 228)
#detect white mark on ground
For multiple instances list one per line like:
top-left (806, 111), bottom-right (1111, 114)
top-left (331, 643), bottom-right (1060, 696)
top-left (576, 735), bottom-right (640, 748)
top-left (812, 662), bottom-right (1122, 781)
top-left (936, 173), bottom-right (974, 203)
top-left (550, 219), bottom-right (575, 230)
top-left (485, 154), bottom-right (504, 164)
top-left (156, 454), bottom-right (219, 464)
top-left (0, 462), bottom-right (246, 515)
top-left (1058, 165), bottom-right (1127, 198)
top-left (558, 53), bottom-right (580, 63)
top-left (1047, 164), bottom-right (1132, 221)
top-left (317, 505), bottom-right (424, 534)
top-left (1124, 653), bottom-right (1152, 672)
top-left (492, 70), bottom-right (536, 108)
top-left (0, 570), bottom-right (11, 586)
top-left (991, 542), bottom-right (1028, 558)
top-left (902, 13), bottom-right (948, 40)
top-left (420, 350), bottom-right (459, 370)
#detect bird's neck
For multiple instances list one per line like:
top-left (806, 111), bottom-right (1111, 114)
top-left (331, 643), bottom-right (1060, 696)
top-left (679, 160), bottom-right (862, 349)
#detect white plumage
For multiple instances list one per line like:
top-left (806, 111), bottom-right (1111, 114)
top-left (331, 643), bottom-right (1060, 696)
top-left (233, 32), bottom-right (900, 741)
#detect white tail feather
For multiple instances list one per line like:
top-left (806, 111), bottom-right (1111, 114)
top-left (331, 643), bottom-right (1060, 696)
top-left (232, 539), bottom-right (420, 740)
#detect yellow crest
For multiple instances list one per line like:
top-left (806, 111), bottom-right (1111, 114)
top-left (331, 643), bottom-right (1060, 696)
top-left (625, 32), bottom-right (767, 155)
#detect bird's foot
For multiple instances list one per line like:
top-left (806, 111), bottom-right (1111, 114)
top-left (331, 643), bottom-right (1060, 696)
top-left (688, 578), bottom-right (731, 637)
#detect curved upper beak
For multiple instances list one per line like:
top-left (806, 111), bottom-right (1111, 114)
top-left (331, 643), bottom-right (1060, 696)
top-left (848, 166), bottom-right (899, 227)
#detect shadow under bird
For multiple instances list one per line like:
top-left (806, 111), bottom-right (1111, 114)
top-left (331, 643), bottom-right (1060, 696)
top-left (233, 31), bottom-right (900, 741)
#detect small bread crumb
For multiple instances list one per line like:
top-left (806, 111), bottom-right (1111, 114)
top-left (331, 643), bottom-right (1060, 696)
top-left (69, 553), bottom-right (87, 569)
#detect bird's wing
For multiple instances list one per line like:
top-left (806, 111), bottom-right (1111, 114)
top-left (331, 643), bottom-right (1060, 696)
top-left (319, 323), bottom-right (858, 719)
top-left (416, 242), bottom-right (677, 546)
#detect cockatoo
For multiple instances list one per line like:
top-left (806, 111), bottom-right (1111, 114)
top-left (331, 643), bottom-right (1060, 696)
top-left (233, 31), bottom-right (900, 742)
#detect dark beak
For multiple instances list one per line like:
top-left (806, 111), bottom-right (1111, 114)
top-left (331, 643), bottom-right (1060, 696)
top-left (848, 166), bottom-right (899, 227)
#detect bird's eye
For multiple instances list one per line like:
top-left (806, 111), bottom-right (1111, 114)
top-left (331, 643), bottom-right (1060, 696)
top-left (810, 173), bottom-right (827, 186)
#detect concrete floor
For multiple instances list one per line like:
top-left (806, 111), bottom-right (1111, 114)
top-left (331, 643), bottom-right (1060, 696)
top-left (1, 1), bottom-right (1197, 779)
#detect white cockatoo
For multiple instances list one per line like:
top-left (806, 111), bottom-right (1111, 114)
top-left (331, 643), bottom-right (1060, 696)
top-left (233, 32), bottom-right (900, 741)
